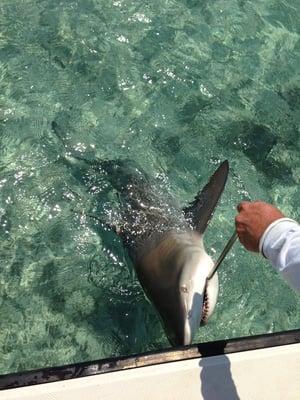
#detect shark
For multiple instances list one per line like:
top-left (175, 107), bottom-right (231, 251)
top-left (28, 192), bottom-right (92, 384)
top-left (65, 156), bottom-right (229, 346)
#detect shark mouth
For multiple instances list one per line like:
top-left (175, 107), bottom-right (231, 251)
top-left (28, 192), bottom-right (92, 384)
top-left (200, 271), bottom-right (219, 326)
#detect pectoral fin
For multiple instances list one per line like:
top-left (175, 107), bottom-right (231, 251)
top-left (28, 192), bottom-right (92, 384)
top-left (183, 160), bottom-right (229, 233)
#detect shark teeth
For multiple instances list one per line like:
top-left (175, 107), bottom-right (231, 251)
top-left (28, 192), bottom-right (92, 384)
top-left (200, 271), bottom-right (219, 326)
top-left (200, 289), bottom-right (210, 324)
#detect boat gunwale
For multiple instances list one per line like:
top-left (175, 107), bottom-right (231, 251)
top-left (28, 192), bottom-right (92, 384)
top-left (0, 328), bottom-right (299, 390)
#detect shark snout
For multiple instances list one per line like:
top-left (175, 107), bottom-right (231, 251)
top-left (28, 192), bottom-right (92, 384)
top-left (182, 291), bottom-right (205, 346)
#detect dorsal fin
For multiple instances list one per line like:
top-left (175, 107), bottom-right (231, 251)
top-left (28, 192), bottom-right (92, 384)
top-left (183, 160), bottom-right (229, 233)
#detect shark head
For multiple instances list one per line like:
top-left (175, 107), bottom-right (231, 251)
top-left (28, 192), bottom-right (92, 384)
top-left (137, 231), bottom-right (219, 346)
top-left (178, 234), bottom-right (219, 345)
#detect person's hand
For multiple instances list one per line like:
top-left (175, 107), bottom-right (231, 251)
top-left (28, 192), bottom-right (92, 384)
top-left (235, 201), bottom-right (284, 252)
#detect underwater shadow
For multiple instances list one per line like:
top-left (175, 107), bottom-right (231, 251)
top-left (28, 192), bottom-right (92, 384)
top-left (198, 341), bottom-right (240, 400)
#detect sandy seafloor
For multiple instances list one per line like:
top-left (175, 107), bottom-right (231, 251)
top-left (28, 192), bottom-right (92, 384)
top-left (0, 0), bottom-right (299, 374)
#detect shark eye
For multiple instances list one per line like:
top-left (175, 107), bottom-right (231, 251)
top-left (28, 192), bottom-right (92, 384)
top-left (180, 285), bottom-right (188, 294)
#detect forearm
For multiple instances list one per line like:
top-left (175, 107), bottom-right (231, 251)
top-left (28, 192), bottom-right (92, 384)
top-left (259, 218), bottom-right (300, 292)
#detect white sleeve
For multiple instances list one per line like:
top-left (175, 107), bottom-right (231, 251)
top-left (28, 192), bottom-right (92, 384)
top-left (259, 218), bottom-right (300, 292)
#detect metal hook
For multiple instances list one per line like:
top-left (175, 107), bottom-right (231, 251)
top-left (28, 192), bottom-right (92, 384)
top-left (207, 231), bottom-right (238, 280)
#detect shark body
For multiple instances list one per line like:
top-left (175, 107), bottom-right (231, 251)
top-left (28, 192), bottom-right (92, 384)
top-left (66, 157), bottom-right (229, 345)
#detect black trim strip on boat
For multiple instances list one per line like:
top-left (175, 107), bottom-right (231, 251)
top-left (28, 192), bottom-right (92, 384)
top-left (0, 329), bottom-right (299, 390)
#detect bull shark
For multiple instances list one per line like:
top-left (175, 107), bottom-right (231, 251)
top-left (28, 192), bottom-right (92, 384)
top-left (65, 156), bottom-right (229, 346)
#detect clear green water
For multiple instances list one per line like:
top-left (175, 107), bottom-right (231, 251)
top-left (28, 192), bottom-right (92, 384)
top-left (0, 0), bottom-right (299, 374)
